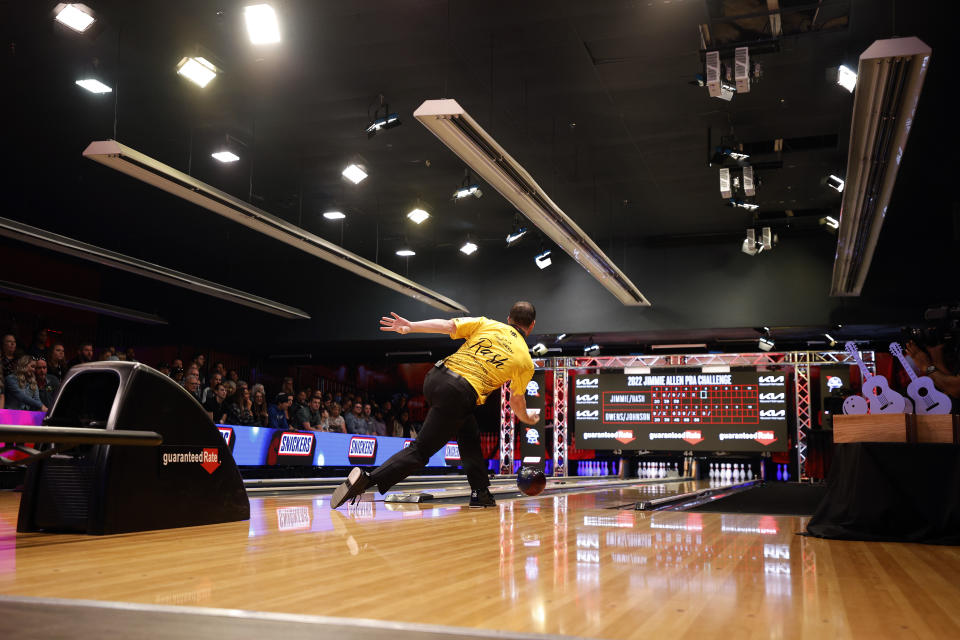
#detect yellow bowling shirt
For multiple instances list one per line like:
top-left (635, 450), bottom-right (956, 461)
top-left (443, 317), bottom-right (535, 405)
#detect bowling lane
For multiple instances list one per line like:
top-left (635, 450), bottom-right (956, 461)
top-left (5, 487), bottom-right (960, 639)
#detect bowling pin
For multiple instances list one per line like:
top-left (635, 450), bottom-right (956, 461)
top-left (776, 464), bottom-right (783, 481)
top-left (746, 464), bottom-right (753, 480)
top-left (784, 466), bottom-right (790, 482)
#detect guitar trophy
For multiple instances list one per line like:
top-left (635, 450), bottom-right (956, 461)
top-left (844, 341), bottom-right (906, 414)
top-left (889, 342), bottom-right (952, 415)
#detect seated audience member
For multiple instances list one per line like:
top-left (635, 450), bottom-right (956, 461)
top-left (281, 377), bottom-right (295, 396)
top-left (391, 410), bottom-right (416, 438)
top-left (319, 407), bottom-right (330, 431)
top-left (26, 329), bottom-right (48, 360)
top-left (251, 388), bottom-right (270, 427)
top-left (268, 393), bottom-right (292, 429)
top-left (2, 333), bottom-right (20, 378)
top-left (294, 396), bottom-right (324, 430)
top-left (192, 353), bottom-right (207, 384)
top-left (203, 383), bottom-right (228, 423)
top-left (184, 374), bottom-right (203, 403)
top-left (227, 386), bottom-right (256, 426)
top-left (4, 355), bottom-right (46, 412)
top-left (227, 369), bottom-right (239, 383)
top-left (48, 343), bottom-right (68, 380)
top-left (34, 358), bottom-right (60, 408)
top-left (171, 367), bottom-right (185, 385)
top-left (156, 362), bottom-right (171, 377)
top-left (291, 389), bottom-right (307, 416)
top-left (125, 347), bottom-right (137, 363)
top-left (237, 380), bottom-right (249, 396)
top-left (344, 401), bottom-right (367, 434)
top-left (367, 405), bottom-right (387, 437)
top-left (223, 380), bottom-right (238, 406)
top-left (171, 358), bottom-right (184, 371)
top-left (327, 403), bottom-right (347, 433)
top-left (202, 373), bottom-right (223, 403)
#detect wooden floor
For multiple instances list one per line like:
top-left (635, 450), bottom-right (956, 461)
top-left (2, 481), bottom-right (960, 639)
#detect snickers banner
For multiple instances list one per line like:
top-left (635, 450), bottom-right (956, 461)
top-left (444, 442), bottom-right (461, 466)
top-left (518, 371), bottom-right (547, 470)
top-left (347, 436), bottom-right (378, 465)
top-left (268, 431), bottom-right (316, 466)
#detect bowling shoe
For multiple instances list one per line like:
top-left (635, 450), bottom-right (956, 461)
top-left (331, 467), bottom-right (372, 509)
top-left (469, 488), bottom-right (496, 508)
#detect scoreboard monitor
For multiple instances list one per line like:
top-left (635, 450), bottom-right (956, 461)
top-left (572, 370), bottom-right (788, 452)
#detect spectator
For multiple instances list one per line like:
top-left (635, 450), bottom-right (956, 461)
top-left (98, 348), bottom-right (113, 361)
top-left (125, 347), bottom-right (137, 362)
top-left (237, 380), bottom-right (249, 396)
top-left (227, 369), bottom-right (239, 383)
top-left (319, 408), bottom-right (331, 431)
top-left (4, 355), bottom-right (46, 412)
top-left (203, 383), bottom-right (228, 423)
top-left (281, 377), bottom-right (295, 396)
top-left (192, 353), bottom-right (207, 384)
top-left (327, 403), bottom-right (347, 433)
top-left (223, 380), bottom-right (238, 407)
top-left (381, 399), bottom-right (394, 422)
top-left (34, 357), bottom-right (60, 408)
top-left (212, 362), bottom-right (226, 378)
top-left (183, 374), bottom-right (203, 403)
top-left (391, 410), bottom-right (416, 438)
top-left (344, 401), bottom-right (368, 434)
top-left (48, 343), bottom-right (67, 380)
top-left (157, 362), bottom-right (171, 377)
top-left (26, 329), bottom-right (48, 360)
top-left (341, 398), bottom-right (354, 417)
top-left (171, 358), bottom-right (184, 371)
top-left (291, 390), bottom-right (307, 416)
top-left (67, 341), bottom-right (94, 371)
top-left (2, 333), bottom-right (19, 378)
top-left (202, 373), bottom-right (223, 403)
top-left (251, 388), bottom-right (270, 427)
top-left (171, 367), bottom-right (185, 385)
top-left (268, 393), bottom-right (292, 429)
top-left (294, 395), bottom-right (324, 431)
top-left (364, 403), bottom-right (386, 436)
top-left (227, 386), bottom-right (256, 426)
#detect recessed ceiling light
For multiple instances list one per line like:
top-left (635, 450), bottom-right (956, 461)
top-left (459, 241), bottom-right (478, 255)
top-left (407, 208), bottom-right (430, 224)
top-left (176, 56), bottom-right (218, 88)
top-left (323, 211), bottom-right (345, 220)
top-left (396, 249), bottom-right (415, 257)
top-left (211, 151), bottom-right (240, 163)
top-left (342, 164), bottom-right (367, 184)
top-left (55, 4), bottom-right (95, 32)
top-left (244, 4), bottom-right (281, 45)
top-left (75, 78), bottom-right (111, 94)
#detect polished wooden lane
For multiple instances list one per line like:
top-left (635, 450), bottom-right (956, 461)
top-left (2, 483), bottom-right (959, 639)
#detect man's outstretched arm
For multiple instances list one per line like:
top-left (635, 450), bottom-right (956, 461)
top-left (380, 312), bottom-right (456, 336)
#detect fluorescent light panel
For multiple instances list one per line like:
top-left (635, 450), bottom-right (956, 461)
top-left (211, 151), bottom-right (240, 163)
top-left (454, 185), bottom-right (481, 199)
top-left (0, 216), bottom-right (309, 319)
top-left (827, 174), bottom-right (845, 192)
top-left (75, 78), bottom-right (111, 94)
top-left (323, 211), bottom-right (345, 220)
top-left (55, 4), bottom-right (95, 32)
top-left (244, 4), bottom-right (281, 45)
top-left (342, 164), bottom-right (367, 184)
top-left (396, 249), bottom-right (415, 257)
top-left (414, 99), bottom-right (649, 306)
top-left (177, 56), bottom-right (218, 88)
top-left (407, 208), bottom-right (430, 224)
top-left (82, 140), bottom-right (468, 313)
top-left (837, 64), bottom-right (857, 92)
top-left (459, 241), bottom-right (478, 255)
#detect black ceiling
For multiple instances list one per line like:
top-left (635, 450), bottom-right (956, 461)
top-left (1, 0), bottom-right (956, 358)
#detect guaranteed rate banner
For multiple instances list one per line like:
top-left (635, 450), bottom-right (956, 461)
top-left (572, 371), bottom-right (788, 452)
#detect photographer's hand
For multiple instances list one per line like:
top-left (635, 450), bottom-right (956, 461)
top-left (905, 340), bottom-right (932, 372)
top-left (928, 344), bottom-right (948, 371)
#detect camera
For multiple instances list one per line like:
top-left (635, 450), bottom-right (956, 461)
top-left (901, 304), bottom-right (960, 372)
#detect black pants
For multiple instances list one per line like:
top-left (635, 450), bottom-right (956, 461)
top-left (369, 366), bottom-right (489, 493)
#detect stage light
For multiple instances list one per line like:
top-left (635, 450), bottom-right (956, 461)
top-left (323, 211), bottom-right (345, 220)
top-left (531, 343), bottom-right (548, 357)
top-left (459, 241), bottom-right (478, 255)
top-left (396, 249), bottom-right (415, 257)
top-left (827, 174), bottom-right (845, 192)
top-left (366, 113), bottom-right (401, 137)
top-left (55, 4), bottom-right (95, 32)
top-left (342, 164), bottom-right (367, 184)
top-left (731, 199), bottom-right (759, 211)
top-left (244, 4), bottom-right (281, 45)
top-left (584, 344), bottom-right (600, 356)
top-left (742, 229), bottom-right (760, 256)
top-left (211, 151), bottom-right (240, 163)
top-left (535, 249), bottom-right (552, 269)
top-left (824, 333), bottom-right (837, 347)
top-left (177, 56), bottom-right (218, 88)
top-left (837, 64), bottom-right (857, 92)
top-left (758, 336), bottom-right (774, 351)
top-left (75, 79), bottom-right (111, 94)
top-left (820, 215), bottom-right (839, 232)
top-left (506, 227), bottom-right (527, 245)
top-left (407, 208), bottom-right (430, 224)
top-left (556, 333), bottom-right (567, 342)
top-left (454, 184), bottom-right (482, 199)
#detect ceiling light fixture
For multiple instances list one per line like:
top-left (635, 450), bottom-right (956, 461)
top-left (342, 164), bottom-right (367, 184)
top-left (244, 4), bottom-right (281, 45)
top-left (819, 215), bottom-right (839, 232)
top-left (453, 184), bottom-right (482, 199)
top-left (758, 336), bottom-right (775, 352)
top-left (414, 99), bottom-right (649, 306)
top-left (584, 344), bottom-right (601, 356)
top-left (535, 248), bottom-right (552, 270)
top-left (211, 151), bottom-right (240, 163)
top-left (556, 333), bottom-right (567, 342)
top-left (0, 216), bottom-right (309, 319)
top-left (824, 333), bottom-right (837, 347)
top-left (366, 113), bottom-right (400, 137)
top-left (396, 249), bottom-right (416, 257)
top-left (54, 4), bottom-right (95, 32)
top-left (176, 56), bottom-right (218, 88)
top-left (826, 174), bottom-right (845, 192)
top-left (323, 211), bottom-right (345, 220)
top-left (506, 226), bottom-right (527, 245)
top-left (75, 78), bottom-right (111, 94)
top-left (831, 38), bottom-right (930, 296)
top-left (407, 208), bottom-right (430, 225)
top-left (83, 140), bottom-right (467, 313)
top-left (837, 64), bottom-right (857, 92)
top-left (459, 240), bottom-right (478, 255)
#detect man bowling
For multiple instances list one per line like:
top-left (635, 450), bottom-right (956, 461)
top-left (331, 301), bottom-right (541, 509)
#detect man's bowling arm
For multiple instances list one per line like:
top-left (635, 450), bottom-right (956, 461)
top-left (380, 312), bottom-right (456, 336)
top-left (509, 392), bottom-right (538, 425)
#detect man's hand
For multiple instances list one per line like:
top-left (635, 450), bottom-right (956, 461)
top-left (380, 312), bottom-right (412, 335)
top-left (905, 340), bottom-right (933, 372)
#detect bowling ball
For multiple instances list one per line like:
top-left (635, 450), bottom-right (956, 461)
top-left (517, 466), bottom-right (547, 496)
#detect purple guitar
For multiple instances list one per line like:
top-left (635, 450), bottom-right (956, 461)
top-left (889, 342), bottom-right (952, 415)
top-left (844, 341), bottom-right (906, 414)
